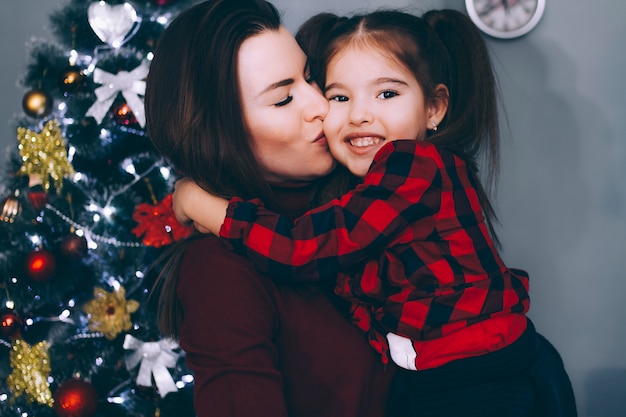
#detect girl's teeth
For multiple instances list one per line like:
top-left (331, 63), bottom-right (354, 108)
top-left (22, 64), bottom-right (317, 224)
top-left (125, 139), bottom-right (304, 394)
top-left (349, 137), bottom-right (382, 147)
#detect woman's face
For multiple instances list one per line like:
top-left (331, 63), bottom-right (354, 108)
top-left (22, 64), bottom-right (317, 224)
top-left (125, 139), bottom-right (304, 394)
top-left (238, 27), bottom-right (335, 182)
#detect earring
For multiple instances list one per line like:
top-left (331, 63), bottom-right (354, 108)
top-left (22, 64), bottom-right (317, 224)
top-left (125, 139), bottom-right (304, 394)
top-left (431, 121), bottom-right (438, 131)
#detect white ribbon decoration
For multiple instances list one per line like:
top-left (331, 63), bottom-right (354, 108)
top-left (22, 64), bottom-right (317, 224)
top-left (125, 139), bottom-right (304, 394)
top-left (86, 62), bottom-right (149, 127)
top-left (123, 334), bottom-right (180, 398)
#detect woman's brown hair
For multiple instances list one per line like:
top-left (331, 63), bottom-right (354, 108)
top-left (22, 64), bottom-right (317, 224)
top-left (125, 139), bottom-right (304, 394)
top-left (145, 0), bottom-right (282, 338)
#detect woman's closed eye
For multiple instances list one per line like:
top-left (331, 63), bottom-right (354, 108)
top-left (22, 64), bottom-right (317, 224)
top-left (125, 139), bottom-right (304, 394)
top-left (274, 95), bottom-right (293, 107)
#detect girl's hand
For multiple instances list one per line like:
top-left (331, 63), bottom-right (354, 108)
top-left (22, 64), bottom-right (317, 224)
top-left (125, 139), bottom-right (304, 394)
top-left (172, 178), bottom-right (228, 235)
top-left (192, 222), bottom-right (212, 234)
top-left (172, 177), bottom-right (198, 226)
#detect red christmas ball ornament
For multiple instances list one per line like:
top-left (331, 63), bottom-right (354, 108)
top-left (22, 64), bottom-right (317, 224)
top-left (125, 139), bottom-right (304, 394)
top-left (24, 248), bottom-right (56, 282)
top-left (0, 309), bottom-right (23, 338)
top-left (53, 378), bottom-right (99, 417)
top-left (60, 234), bottom-right (88, 260)
top-left (113, 102), bottom-right (138, 126)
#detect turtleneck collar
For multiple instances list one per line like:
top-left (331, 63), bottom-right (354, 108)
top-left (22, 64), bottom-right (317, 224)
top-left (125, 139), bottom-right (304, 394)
top-left (266, 181), bottom-right (317, 221)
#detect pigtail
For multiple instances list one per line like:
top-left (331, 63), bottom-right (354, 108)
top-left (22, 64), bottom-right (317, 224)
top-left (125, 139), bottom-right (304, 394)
top-left (424, 9), bottom-right (502, 245)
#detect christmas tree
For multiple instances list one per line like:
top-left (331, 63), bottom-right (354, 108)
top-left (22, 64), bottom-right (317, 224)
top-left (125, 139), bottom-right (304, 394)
top-left (0, 1), bottom-right (199, 416)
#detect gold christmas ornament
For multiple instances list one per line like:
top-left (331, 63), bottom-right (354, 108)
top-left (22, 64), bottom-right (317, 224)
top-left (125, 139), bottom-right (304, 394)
top-left (17, 120), bottom-right (75, 193)
top-left (6, 338), bottom-right (54, 406)
top-left (22, 89), bottom-right (53, 118)
top-left (83, 286), bottom-right (139, 340)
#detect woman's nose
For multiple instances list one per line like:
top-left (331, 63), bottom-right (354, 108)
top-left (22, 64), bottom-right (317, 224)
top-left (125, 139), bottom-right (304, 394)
top-left (304, 82), bottom-right (329, 121)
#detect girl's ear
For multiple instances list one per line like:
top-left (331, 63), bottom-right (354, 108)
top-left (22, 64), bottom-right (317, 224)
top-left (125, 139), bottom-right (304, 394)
top-left (427, 83), bottom-right (449, 127)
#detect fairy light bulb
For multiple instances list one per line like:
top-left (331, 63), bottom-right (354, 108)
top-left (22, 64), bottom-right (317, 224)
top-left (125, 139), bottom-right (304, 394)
top-left (102, 205), bottom-right (114, 219)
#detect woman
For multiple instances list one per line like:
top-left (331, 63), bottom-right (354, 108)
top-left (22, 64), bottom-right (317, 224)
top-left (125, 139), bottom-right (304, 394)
top-left (144, 1), bottom-right (394, 416)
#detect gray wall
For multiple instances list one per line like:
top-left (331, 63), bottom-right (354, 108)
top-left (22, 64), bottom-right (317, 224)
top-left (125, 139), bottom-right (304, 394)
top-left (1, 1), bottom-right (625, 416)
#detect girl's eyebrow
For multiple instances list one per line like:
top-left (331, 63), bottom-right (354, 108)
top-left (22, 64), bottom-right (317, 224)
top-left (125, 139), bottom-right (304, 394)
top-left (375, 77), bottom-right (408, 86)
top-left (326, 77), bottom-right (409, 91)
top-left (257, 78), bottom-right (294, 98)
top-left (324, 82), bottom-right (342, 91)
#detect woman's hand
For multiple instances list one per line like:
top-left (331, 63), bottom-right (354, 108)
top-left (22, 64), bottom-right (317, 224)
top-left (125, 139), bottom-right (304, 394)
top-left (172, 178), bottom-right (229, 235)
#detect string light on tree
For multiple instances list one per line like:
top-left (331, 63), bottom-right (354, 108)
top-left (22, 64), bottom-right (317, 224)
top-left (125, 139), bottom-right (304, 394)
top-left (87, 202), bottom-right (116, 222)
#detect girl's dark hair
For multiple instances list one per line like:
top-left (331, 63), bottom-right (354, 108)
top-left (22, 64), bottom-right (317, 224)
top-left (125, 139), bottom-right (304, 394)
top-left (145, 0), bottom-right (282, 338)
top-left (296, 9), bottom-right (502, 244)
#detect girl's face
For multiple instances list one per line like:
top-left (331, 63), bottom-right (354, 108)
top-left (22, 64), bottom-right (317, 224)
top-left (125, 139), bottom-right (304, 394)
top-left (238, 27), bottom-right (335, 182)
top-left (323, 46), bottom-right (440, 178)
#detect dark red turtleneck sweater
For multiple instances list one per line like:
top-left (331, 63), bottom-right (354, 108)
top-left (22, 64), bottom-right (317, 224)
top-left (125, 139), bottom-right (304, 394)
top-left (176, 181), bottom-right (394, 417)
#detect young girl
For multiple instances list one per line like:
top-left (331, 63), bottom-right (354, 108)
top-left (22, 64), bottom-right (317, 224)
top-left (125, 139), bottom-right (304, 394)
top-left (174, 9), bottom-right (577, 416)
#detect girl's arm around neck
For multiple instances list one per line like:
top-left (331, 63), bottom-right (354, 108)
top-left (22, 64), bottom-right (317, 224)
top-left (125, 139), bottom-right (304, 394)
top-left (172, 177), bottom-right (229, 234)
top-left (221, 141), bottom-right (442, 282)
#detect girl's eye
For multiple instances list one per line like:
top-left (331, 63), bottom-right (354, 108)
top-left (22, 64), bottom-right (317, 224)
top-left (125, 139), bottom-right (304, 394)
top-left (328, 95), bottom-right (348, 102)
top-left (275, 96), bottom-right (293, 107)
top-left (377, 90), bottom-right (398, 99)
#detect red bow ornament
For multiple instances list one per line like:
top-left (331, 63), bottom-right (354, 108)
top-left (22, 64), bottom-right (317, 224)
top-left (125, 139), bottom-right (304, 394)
top-left (132, 194), bottom-right (193, 248)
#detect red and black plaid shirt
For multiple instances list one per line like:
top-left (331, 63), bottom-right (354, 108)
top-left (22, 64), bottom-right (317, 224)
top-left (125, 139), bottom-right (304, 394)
top-left (221, 140), bottom-right (530, 365)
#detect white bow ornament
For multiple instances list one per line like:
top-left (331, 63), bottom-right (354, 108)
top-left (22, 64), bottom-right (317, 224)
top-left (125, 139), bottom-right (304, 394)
top-left (123, 334), bottom-right (181, 398)
top-left (86, 62), bottom-right (149, 127)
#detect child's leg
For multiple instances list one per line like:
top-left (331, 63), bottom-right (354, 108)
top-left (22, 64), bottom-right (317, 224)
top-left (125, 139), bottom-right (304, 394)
top-left (387, 320), bottom-right (540, 417)
top-left (387, 366), bottom-right (535, 417)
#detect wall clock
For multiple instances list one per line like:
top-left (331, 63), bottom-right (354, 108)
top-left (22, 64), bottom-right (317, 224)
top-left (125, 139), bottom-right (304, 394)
top-left (465, 0), bottom-right (546, 39)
